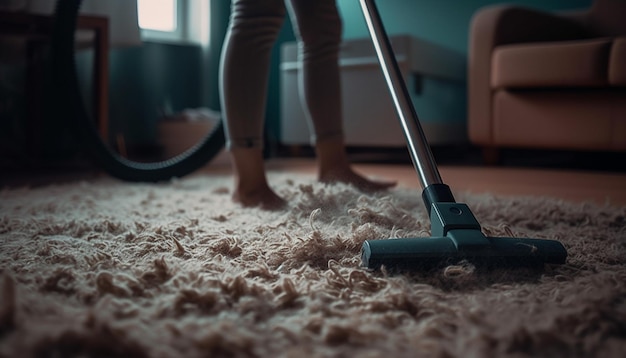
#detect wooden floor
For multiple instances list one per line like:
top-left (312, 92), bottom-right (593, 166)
top-left (2, 150), bottom-right (625, 207)
top-left (202, 151), bottom-right (626, 206)
top-left (359, 162), bottom-right (626, 206)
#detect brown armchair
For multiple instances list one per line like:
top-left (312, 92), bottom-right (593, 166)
top-left (468, 0), bottom-right (626, 163)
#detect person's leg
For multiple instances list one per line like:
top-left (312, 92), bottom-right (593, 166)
top-left (286, 0), bottom-right (395, 191)
top-left (219, 0), bottom-right (287, 209)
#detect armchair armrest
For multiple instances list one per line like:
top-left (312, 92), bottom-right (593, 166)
top-left (468, 5), bottom-right (589, 145)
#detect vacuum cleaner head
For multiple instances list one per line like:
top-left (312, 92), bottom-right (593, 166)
top-left (362, 235), bottom-right (567, 271)
top-left (361, 187), bottom-right (568, 271)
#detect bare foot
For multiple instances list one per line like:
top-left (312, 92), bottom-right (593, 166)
top-left (319, 167), bottom-right (396, 192)
top-left (232, 185), bottom-right (287, 210)
top-left (228, 147), bottom-right (287, 210)
top-left (315, 139), bottom-right (395, 193)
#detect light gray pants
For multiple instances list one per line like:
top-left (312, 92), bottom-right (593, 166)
top-left (219, 0), bottom-right (344, 149)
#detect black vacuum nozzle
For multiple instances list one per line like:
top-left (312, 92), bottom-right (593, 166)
top-left (361, 199), bottom-right (567, 271)
top-left (361, 235), bottom-right (567, 271)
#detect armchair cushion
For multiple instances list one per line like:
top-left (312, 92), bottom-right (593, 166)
top-left (491, 38), bottom-right (613, 88)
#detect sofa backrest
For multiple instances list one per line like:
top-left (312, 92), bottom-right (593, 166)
top-left (587, 0), bottom-right (626, 36)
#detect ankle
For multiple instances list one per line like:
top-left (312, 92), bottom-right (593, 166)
top-left (315, 138), bottom-right (350, 175)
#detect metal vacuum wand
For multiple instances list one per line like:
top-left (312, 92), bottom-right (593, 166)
top-left (359, 0), bottom-right (442, 189)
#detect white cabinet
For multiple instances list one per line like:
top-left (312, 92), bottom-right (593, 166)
top-left (280, 35), bottom-right (467, 146)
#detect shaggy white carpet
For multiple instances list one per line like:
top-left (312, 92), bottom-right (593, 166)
top-left (1, 173), bottom-right (625, 357)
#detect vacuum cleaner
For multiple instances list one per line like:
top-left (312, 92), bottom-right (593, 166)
top-left (358, 0), bottom-right (567, 270)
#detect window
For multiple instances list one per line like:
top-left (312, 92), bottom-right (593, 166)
top-left (137, 0), bottom-right (209, 45)
top-left (138, 0), bottom-right (178, 32)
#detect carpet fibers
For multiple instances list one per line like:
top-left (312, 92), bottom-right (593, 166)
top-left (0, 173), bottom-right (625, 357)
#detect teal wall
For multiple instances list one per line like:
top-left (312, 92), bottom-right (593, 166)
top-left (108, 42), bottom-right (203, 143)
